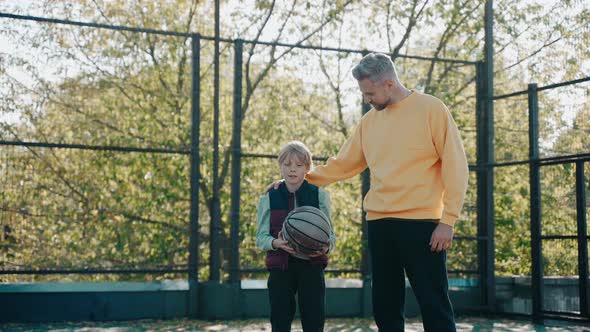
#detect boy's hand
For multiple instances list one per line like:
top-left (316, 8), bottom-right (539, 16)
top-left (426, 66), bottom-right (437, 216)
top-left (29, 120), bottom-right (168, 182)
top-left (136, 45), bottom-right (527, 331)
top-left (308, 242), bottom-right (330, 257)
top-left (265, 180), bottom-right (283, 192)
top-left (273, 231), bottom-right (296, 255)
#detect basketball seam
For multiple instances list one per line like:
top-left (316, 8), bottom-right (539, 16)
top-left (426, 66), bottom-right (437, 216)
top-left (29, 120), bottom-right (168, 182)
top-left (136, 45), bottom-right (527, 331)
top-left (285, 228), bottom-right (324, 253)
top-left (285, 220), bottom-right (329, 247)
top-left (288, 209), bottom-right (330, 226)
top-left (282, 224), bottom-right (317, 253)
top-left (287, 216), bottom-right (330, 238)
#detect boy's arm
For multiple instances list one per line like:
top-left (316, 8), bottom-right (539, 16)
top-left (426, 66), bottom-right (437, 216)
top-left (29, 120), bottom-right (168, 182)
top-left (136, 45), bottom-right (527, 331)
top-left (318, 188), bottom-right (335, 252)
top-left (255, 194), bottom-right (275, 251)
top-left (306, 121), bottom-right (368, 187)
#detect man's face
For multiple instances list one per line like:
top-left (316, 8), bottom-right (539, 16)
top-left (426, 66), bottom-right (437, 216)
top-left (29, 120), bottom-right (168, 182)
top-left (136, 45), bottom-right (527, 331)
top-left (357, 78), bottom-right (393, 111)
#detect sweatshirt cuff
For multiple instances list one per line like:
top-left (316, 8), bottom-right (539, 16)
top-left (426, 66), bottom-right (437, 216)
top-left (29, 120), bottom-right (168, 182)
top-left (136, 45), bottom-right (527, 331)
top-left (260, 237), bottom-right (277, 251)
top-left (268, 238), bottom-right (277, 251)
top-left (440, 213), bottom-right (457, 227)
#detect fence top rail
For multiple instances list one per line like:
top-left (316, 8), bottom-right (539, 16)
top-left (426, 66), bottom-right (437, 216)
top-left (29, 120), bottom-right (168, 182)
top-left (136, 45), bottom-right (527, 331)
top-left (0, 140), bottom-right (190, 155)
top-left (0, 12), bottom-right (477, 65)
top-left (493, 76), bottom-right (590, 100)
top-left (492, 152), bottom-right (590, 168)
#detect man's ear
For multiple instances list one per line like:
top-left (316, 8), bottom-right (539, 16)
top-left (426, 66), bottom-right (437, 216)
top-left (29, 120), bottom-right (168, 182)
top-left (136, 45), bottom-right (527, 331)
top-left (384, 79), bottom-right (395, 89)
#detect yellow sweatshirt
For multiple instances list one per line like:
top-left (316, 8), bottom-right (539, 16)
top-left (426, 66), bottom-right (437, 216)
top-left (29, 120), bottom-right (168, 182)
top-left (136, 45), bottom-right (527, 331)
top-left (306, 90), bottom-right (469, 227)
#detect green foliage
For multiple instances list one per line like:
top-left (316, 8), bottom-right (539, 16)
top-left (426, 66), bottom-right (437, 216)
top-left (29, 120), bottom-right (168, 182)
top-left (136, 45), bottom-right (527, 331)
top-left (0, 0), bottom-right (588, 284)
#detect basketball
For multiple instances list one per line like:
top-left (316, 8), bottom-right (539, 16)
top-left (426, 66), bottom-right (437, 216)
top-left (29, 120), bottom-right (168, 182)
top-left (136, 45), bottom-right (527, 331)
top-left (281, 206), bottom-right (331, 256)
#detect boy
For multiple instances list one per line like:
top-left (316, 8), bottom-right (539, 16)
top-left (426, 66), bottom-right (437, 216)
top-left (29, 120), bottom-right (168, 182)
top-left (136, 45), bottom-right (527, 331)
top-left (256, 141), bottom-right (335, 332)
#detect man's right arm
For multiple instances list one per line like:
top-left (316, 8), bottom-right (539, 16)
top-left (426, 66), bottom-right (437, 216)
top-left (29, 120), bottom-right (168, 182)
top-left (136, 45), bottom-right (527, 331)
top-left (306, 121), bottom-right (368, 187)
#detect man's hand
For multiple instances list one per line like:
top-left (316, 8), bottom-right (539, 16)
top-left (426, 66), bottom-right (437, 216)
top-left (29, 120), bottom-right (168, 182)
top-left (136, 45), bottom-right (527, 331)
top-left (430, 223), bottom-right (454, 252)
top-left (273, 231), bottom-right (296, 255)
top-left (265, 180), bottom-right (283, 192)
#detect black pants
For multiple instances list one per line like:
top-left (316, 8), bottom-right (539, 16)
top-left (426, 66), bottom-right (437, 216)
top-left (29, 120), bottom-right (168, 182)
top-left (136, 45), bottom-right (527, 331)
top-left (368, 218), bottom-right (456, 332)
top-left (267, 256), bottom-right (326, 332)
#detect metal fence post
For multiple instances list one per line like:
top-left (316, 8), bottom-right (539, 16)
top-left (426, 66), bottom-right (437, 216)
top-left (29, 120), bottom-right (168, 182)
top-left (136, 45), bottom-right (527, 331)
top-left (576, 160), bottom-right (589, 317)
top-left (188, 33), bottom-right (201, 318)
top-left (475, 60), bottom-right (495, 311)
top-left (528, 83), bottom-right (542, 322)
top-left (209, 0), bottom-right (222, 282)
top-left (471, 0), bottom-right (497, 311)
top-left (229, 38), bottom-right (244, 319)
top-left (229, 40), bottom-right (243, 283)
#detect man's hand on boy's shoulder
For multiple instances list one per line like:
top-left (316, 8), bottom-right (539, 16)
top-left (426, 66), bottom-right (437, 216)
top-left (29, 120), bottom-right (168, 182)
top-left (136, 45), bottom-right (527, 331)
top-left (265, 179), bottom-right (283, 192)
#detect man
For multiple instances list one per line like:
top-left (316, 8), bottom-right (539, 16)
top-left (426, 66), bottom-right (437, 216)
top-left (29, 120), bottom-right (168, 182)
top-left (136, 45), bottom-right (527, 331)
top-left (275, 52), bottom-right (468, 331)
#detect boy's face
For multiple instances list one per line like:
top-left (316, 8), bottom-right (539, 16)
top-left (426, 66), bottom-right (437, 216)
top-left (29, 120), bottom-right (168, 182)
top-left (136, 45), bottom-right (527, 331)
top-left (280, 155), bottom-right (309, 187)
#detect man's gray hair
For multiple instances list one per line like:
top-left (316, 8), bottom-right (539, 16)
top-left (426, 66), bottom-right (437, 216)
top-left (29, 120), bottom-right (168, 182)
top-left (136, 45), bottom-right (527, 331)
top-left (352, 53), bottom-right (397, 83)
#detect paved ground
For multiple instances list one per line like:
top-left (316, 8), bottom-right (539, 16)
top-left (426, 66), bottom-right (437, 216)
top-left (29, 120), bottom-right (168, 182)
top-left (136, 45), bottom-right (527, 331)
top-left (2, 317), bottom-right (590, 332)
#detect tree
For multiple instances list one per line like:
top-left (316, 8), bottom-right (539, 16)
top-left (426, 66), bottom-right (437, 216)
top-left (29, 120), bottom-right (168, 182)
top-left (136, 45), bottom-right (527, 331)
top-left (0, 0), bottom-right (359, 282)
top-left (0, 0), bottom-right (588, 282)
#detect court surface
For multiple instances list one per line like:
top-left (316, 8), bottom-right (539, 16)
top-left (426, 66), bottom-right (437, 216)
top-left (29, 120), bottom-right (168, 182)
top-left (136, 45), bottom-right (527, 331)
top-left (2, 316), bottom-right (590, 331)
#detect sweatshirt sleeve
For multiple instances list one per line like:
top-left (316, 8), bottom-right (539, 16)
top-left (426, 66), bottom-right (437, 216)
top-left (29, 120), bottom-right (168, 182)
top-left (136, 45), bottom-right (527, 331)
top-left (306, 121), bottom-right (368, 187)
top-left (430, 101), bottom-right (469, 227)
top-left (255, 193), bottom-right (275, 251)
top-left (318, 188), bottom-right (336, 252)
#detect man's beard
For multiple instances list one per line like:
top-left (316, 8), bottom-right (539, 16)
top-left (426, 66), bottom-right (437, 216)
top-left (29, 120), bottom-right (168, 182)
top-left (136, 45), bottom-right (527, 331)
top-left (372, 103), bottom-right (387, 111)
top-left (372, 95), bottom-right (395, 111)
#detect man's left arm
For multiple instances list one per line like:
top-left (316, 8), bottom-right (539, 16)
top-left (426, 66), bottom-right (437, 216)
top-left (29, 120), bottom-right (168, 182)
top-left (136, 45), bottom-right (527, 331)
top-left (430, 100), bottom-right (469, 251)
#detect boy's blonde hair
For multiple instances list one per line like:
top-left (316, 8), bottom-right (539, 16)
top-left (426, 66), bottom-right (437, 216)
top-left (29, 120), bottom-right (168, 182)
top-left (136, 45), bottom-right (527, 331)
top-left (278, 141), bottom-right (313, 169)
